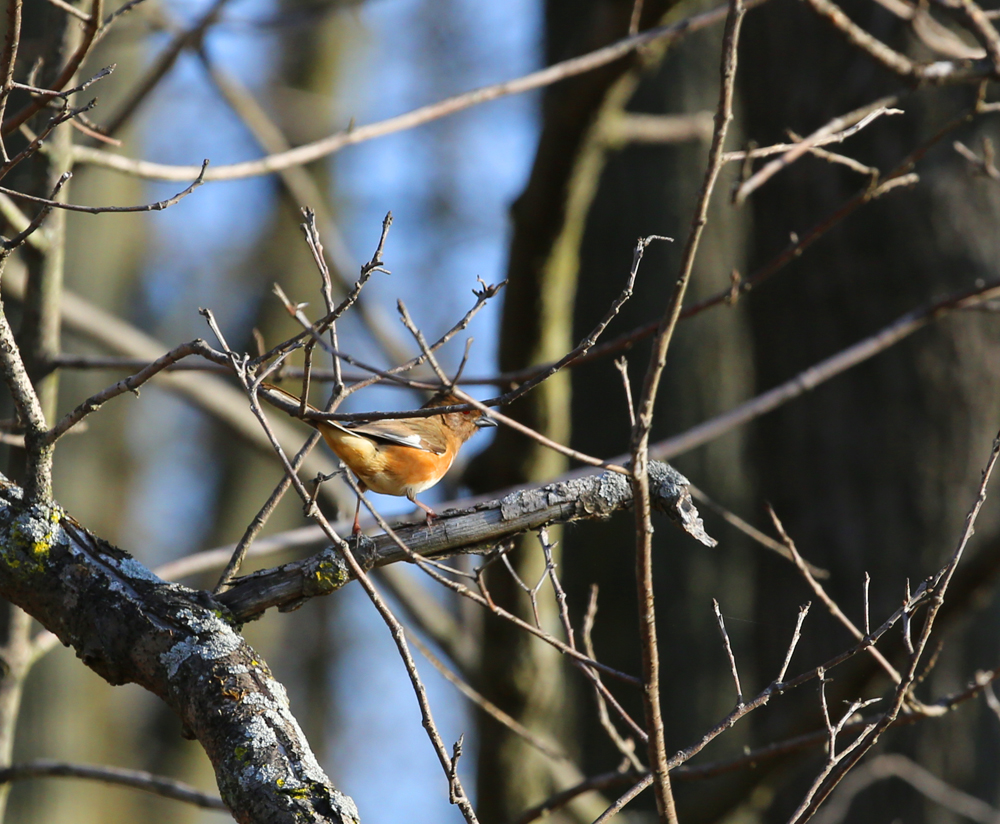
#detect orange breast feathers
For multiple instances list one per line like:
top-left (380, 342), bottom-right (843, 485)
top-left (261, 384), bottom-right (496, 530)
top-left (315, 418), bottom-right (459, 498)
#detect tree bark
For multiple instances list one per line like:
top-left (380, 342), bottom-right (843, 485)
top-left (0, 477), bottom-right (358, 824)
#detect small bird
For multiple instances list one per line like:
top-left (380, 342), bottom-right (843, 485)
top-left (262, 384), bottom-right (496, 534)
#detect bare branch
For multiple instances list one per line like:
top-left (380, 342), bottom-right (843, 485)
top-left (785, 430), bottom-right (1000, 823)
top-left (0, 760), bottom-right (226, 810)
top-left (0, 160), bottom-right (208, 214)
top-left (69, 0), bottom-right (766, 183)
top-left (628, 1), bottom-right (746, 818)
top-left (650, 277), bottom-right (1000, 462)
top-left (45, 339), bottom-right (227, 445)
top-left (734, 101), bottom-right (901, 204)
top-left (712, 599), bottom-right (743, 706)
top-left (767, 505), bottom-right (902, 683)
top-left (2, 172), bottom-right (70, 251)
top-left (1, 0), bottom-right (103, 137)
top-left (0, 0), bottom-right (23, 163)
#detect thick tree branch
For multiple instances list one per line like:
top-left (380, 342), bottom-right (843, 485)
top-left (0, 477), bottom-right (357, 824)
top-left (216, 461), bottom-right (714, 622)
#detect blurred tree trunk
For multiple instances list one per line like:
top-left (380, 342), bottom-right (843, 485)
top-left (733, 2), bottom-right (1000, 821)
top-left (467, 2), bottom-right (689, 821)
top-left (563, 5), bottom-right (755, 821)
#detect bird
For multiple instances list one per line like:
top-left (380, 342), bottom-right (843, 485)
top-left (261, 384), bottom-right (496, 534)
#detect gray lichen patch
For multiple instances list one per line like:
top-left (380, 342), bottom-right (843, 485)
top-left (647, 461), bottom-right (689, 504)
top-left (160, 608), bottom-right (243, 679)
top-left (0, 500), bottom-right (69, 575)
top-left (115, 556), bottom-right (163, 583)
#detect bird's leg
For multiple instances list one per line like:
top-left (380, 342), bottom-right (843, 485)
top-left (407, 492), bottom-right (437, 527)
top-left (352, 480), bottom-right (368, 536)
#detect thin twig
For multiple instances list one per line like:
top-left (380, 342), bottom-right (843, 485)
top-left (628, 1), bottom-right (746, 818)
top-left (0, 160), bottom-right (208, 214)
top-left (591, 775), bottom-right (654, 824)
top-left (1, 0), bottom-right (103, 136)
top-left (0, 252), bottom-right (50, 500)
top-left (785, 430), bottom-right (1000, 823)
top-left (583, 586), bottom-right (645, 771)
top-left (45, 339), bottom-right (227, 445)
top-left (649, 278), bottom-right (1000, 462)
top-left (767, 505), bottom-right (902, 684)
top-left (712, 599), bottom-right (743, 706)
top-left (69, 0), bottom-right (767, 182)
top-left (0, 760), bottom-right (226, 809)
top-left (408, 630), bottom-right (572, 764)
top-left (2, 172), bottom-right (70, 251)
top-left (0, 0), bottom-right (23, 163)
top-left (733, 101), bottom-right (901, 204)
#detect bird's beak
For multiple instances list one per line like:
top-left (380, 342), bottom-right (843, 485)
top-left (474, 413), bottom-right (497, 428)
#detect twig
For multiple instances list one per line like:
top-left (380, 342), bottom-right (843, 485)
top-left (785, 430), bottom-right (1000, 823)
top-left (689, 484), bottom-right (830, 576)
top-left (733, 101), bottom-right (901, 204)
top-left (212, 430), bottom-right (324, 594)
top-left (0, 0), bottom-right (23, 163)
top-left (69, 0), bottom-right (768, 182)
top-left (591, 775), bottom-right (654, 824)
top-left (100, 0), bottom-right (230, 136)
top-left (582, 586), bottom-right (646, 771)
top-left (45, 0), bottom-right (90, 21)
top-left (252, 212), bottom-right (393, 369)
top-left (0, 160), bottom-right (208, 213)
top-left (45, 339), bottom-right (227, 445)
top-left (712, 599), bottom-right (743, 706)
top-left (670, 664), bottom-right (1000, 781)
top-left (273, 227), bottom-right (651, 431)
top-left (0, 100), bottom-right (94, 184)
top-left (0, 252), bottom-right (50, 500)
top-left (1, 0), bottom-right (103, 137)
top-left (628, 0), bottom-right (745, 818)
top-left (0, 760), bottom-right (227, 810)
top-left (614, 357), bottom-right (635, 428)
top-left (767, 505), bottom-right (902, 683)
top-left (515, 768), bottom-right (644, 824)
top-left (954, 137), bottom-right (1000, 181)
top-left (801, 0), bottom-right (919, 77)
top-left (812, 753), bottom-right (1000, 824)
top-left (649, 278), bottom-right (1000, 462)
top-left (473, 233), bottom-right (668, 412)
top-left (10, 64), bottom-right (114, 101)
top-left (777, 604), bottom-right (811, 685)
top-left (2, 172), bottom-right (70, 251)
top-left (408, 630), bottom-right (572, 764)
top-left (398, 301), bottom-right (451, 385)
top-left (629, 0), bottom-right (645, 34)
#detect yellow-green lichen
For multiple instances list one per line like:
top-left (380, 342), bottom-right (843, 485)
top-left (234, 745), bottom-right (248, 762)
top-left (313, 559), bottom-right (348, 590)
top-left (3, 504), bottom-right (64, 575)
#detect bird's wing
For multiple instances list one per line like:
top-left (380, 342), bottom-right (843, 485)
top-left (261, 383), bottom-right (449, 454)
top-left (346, 419), bottom-right (449, 455)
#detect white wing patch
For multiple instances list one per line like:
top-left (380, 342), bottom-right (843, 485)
top-left (346, 421), bottom-right (443, 453)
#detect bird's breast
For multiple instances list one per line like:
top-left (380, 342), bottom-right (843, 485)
top-left (319, 426), bottom-right (453, 497)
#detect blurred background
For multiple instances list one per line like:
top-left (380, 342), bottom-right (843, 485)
top-left (6, 0), bottom-right (1000, 822)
